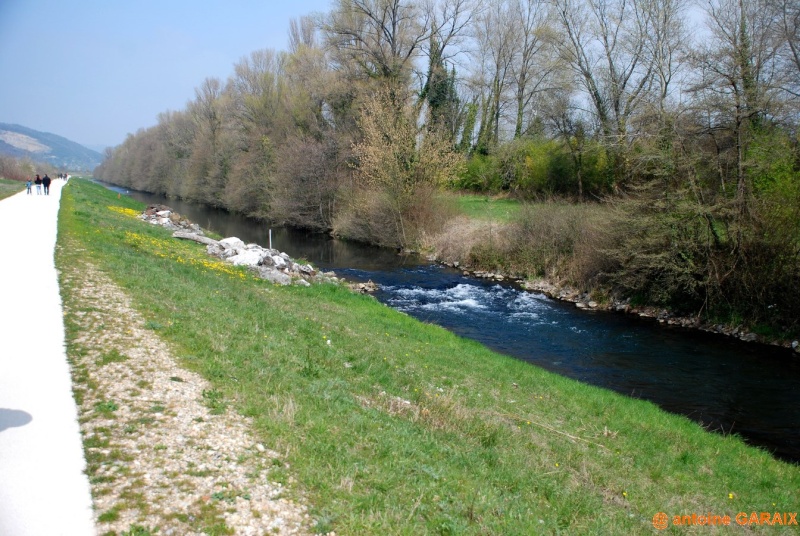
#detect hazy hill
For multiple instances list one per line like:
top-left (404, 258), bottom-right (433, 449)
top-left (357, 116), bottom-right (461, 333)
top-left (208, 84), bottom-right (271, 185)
top-left (0, 123), bottom-right (103, 171)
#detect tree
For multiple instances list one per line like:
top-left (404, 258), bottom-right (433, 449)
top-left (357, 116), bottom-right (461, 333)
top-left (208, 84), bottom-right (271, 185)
top-left (323, 0), bottom-right (431, 92)
top-left (509, 0), bottom-right (557, 139)
top-left (470, 0), bottom-right (517, 152)
top-left (553, 0), bottom-right (658, 186)
top-left (422, 39), bottom-right (462, 138)
top-left (185, 77), bottom-right (232, 205)
top-left (347, 88), bottom-right (464, 246)
top-left (690, 0), bottom-right (782, 217)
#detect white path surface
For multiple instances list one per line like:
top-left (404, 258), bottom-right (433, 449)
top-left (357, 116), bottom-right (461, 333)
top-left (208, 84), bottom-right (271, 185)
top-left (0, 180), bottom-right (95, 535)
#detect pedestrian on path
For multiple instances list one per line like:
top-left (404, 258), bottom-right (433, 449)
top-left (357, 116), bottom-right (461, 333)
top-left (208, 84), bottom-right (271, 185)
top-left (26, 178), bottom-right (32, 195)
top-left (42, 174), bottom-right (51, 195)
top-left (34, 174), bottom-right (42, 194)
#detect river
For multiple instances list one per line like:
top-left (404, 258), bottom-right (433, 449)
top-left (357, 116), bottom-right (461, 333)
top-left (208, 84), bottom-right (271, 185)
top-left (104, 184), bottom-right (800, 463)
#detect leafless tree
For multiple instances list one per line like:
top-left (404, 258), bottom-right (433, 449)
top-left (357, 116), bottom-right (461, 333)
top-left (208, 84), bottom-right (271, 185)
top-left (509, 0), bottom-right (557, 138)
top-left (470, 0), bottom-right (518, 150)
top-left (323, 0), bottom-right (432, 88)
top-left (553, 0), bottom-right (659, 183)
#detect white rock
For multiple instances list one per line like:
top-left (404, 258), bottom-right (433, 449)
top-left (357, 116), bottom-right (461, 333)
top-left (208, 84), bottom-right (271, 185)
top-left (271, 255), bottom-right (287, 269)
top-left (228, 250), bottom-right (263, 266)
top-left (220, 237), bottom-right (246, 251)
top-left (258, 267), bottom-right (292, 285)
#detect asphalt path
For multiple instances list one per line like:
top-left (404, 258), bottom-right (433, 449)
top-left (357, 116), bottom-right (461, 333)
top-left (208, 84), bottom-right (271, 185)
top-left (0, 180), bottom-right (95, 535)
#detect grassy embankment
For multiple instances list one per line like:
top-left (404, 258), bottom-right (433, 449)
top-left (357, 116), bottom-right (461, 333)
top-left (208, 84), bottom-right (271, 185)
top-left (57, 179), bottom-right (798, 534)
top-left (0, 178), bottom-right (24, 200)
top-left (452, 194), bottom-right (521, 223)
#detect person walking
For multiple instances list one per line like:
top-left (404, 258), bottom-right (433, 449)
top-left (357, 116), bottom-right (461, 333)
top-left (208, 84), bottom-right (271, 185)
top-left (34, 174), bottom-right (42, 195)
top-left (26, 177), bottom-right (32, 195)
top-left (42, 174), bottom-right (51, 195)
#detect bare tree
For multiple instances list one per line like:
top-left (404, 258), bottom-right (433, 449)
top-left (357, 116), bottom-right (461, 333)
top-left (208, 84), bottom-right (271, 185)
top-left (470, 0), bottom-right (518, 151)
top-left (641, 0), bottom-right (690, 114)
top-left (772, 0), bottom-right (800, 100)
top-left (509, 0), bottom-right (557, 138)
top-left (323, 0), bottom-right (432, 88)
top-left (289, 16), bottom-right (318, 53)
top-left (690, 0), bottom-right (782, 215)
top-left (553, 0), bottom-right (658, 184)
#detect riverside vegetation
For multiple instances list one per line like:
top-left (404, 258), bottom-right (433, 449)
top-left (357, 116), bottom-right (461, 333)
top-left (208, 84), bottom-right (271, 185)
top-left (93, 0), bottom-right (800, 340)
top-left (57, 178), bottom-right (799, 534)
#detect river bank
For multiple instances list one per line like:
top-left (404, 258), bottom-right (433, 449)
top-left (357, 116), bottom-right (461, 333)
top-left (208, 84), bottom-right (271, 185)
top-left (423, 212), bottom-right (800, 355)
top-left (59, 178), bottom-right (800, 534)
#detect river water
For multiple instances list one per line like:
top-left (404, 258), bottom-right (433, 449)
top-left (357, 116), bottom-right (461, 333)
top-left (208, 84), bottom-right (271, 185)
top-left (106, 184), bottom-right (800, 463)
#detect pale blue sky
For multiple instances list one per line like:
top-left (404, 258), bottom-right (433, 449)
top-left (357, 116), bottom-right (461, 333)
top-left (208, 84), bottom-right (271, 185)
top-left (0, 0), bottom-right (333, 150)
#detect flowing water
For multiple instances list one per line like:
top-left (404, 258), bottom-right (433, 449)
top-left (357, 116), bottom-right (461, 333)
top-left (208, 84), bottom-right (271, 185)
top-left (105, 184), bottom-right (800, 463)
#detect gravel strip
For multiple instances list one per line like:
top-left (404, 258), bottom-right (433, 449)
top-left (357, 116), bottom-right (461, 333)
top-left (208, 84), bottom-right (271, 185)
top-left (62, 260), bottom-right (310, 535)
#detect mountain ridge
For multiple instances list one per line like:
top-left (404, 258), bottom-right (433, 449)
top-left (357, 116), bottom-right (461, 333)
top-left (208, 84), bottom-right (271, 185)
top-left (0, 123), bottom-right (103, 172)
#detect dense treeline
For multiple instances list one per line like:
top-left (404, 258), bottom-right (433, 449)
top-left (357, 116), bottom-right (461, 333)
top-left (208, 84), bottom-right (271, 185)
top-left (95, 0), bottom-right (800, 334)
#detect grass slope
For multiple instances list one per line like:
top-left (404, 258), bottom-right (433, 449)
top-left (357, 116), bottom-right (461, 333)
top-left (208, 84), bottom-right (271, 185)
top-left (57, 179), bottom-right (799, 535)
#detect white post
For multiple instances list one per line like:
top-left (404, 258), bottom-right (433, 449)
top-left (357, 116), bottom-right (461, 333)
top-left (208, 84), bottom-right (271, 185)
top-left (269, 228), bottom-right (272, 250)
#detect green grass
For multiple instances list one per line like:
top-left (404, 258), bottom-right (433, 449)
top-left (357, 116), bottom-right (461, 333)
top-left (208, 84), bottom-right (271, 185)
top-left (0, 178), bottom-right (24, 200)
top-left (57, 179), bottom-right (799, 534)
top-left (452, 193), bottom-right (521, 223)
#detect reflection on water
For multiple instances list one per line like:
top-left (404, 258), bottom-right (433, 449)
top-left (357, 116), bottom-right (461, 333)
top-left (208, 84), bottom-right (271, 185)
top-left (105, 183), bottom-right (800, 463)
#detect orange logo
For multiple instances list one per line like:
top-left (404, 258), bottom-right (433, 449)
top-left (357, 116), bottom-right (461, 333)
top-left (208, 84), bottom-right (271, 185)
top-left (653, 512), bottom-right (669, 530)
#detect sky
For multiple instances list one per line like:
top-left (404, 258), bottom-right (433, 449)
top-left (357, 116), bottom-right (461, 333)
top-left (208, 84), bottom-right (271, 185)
top-left (0, 0), bottom-right (333, 150)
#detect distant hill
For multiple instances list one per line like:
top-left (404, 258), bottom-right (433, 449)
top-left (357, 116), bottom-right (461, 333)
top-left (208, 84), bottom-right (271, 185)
top-left (0, 123), bottom-right (103, 172)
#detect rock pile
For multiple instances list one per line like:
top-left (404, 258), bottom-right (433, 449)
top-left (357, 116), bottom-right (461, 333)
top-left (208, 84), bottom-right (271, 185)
top-left (141, 204), bottom-right (204, 234)
top-left (141, 205), bottom-right (340, 287)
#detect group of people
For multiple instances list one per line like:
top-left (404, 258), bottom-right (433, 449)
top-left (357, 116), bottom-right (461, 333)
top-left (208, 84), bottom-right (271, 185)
top-left (25, 173), bottom-right (67, 195)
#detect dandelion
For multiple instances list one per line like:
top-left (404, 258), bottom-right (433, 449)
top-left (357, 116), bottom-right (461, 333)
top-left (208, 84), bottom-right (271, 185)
top-left (107, 206), bottom-right (139, 217)
top-left (622, 492), bottom-right (628, 498)
top-left (728, 493), bottom-right (734, 499)
top-left (555, 463), bottom-right (560, 467)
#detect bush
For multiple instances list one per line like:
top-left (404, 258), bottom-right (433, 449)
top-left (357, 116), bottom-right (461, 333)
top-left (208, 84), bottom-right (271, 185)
top-left (463, 201), bottom-right (616, 283)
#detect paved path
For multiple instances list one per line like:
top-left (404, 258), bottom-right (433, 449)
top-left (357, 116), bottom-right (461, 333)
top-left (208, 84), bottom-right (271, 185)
top-left (0, 181), bottom-right (95, 535)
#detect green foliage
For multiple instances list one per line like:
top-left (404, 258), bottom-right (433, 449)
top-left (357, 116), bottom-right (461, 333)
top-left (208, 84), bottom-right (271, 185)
top-left (202, 389), bottom-right (227, 415)
top-left (455, 138), bottom-right (613, 198)
top-left (121, 525), bottom-right (156, 536)
top-left (95, 400), bottom-right (119, 415)
top-left (455, 153), bottom-right (499, 191)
